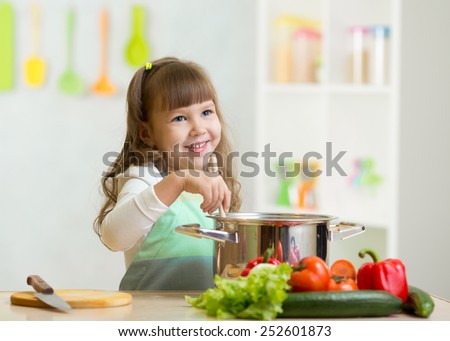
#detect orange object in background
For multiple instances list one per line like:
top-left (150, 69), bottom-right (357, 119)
top-left (298, 180), bottom-right (316, 208)
top-left (92, 9), bottom-right (116, 95)
top-left (297, 161), bottom-right (319, 209)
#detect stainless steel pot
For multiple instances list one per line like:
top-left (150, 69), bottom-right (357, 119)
top-left (175, 212), bottom-right (365, 278)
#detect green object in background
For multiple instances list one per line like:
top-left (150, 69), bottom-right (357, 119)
top-left (125, 5), bottom-right (150, 67)
top-left (277, 180), bottom-right (291, 206)
top-left (360, 158), bottom-right (383, 186)
top-left (0, 2), bottom-right (14, 90)
top-left (58, 8), bottom-right (86, 96)
top-left (275, 160), bottom-right (298, 207)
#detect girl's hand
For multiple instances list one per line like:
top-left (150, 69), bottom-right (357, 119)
top-left (154, 170), bottom-right (231, 214)
top-left (182, 170), bottom-right (231, 214)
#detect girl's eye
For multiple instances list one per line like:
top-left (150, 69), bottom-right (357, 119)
top-left (201, 110), bottom-right (212, 116)
top-left (172, 116), bottom-right (186, 122)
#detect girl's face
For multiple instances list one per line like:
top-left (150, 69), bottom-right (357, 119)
top-left (151, 99), bottom-right (222, 171)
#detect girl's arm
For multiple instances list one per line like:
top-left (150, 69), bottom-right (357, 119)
top-left (99, 178), bottom-right (168, 251)
top-left (99, 169), bottom-right (231, 251)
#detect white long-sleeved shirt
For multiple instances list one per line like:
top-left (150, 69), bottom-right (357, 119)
top-left (98, 165), bottom-right (169, 268)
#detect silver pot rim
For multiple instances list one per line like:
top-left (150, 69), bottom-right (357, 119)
top-left (207, 212), bottom-right (338, 225)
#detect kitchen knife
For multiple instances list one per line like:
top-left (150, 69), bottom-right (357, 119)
top-left (26, 275), bottom-right (71, 311)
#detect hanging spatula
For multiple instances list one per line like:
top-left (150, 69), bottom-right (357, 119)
top-left (24, 3), bottom-right (46, 87)
top-left (125, 5), bottom-right (150, 67)
top-left (92, 9), bottom-right (116, 95)
top-left (0, 1), bottom-right (13, 91)
top-left (58, 7), bottom-right (85, 95)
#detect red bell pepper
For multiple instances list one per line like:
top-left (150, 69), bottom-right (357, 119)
top-left (357, 248), bottom-right (408, 303)
top-left (240, 248), bottom-right (281, 276)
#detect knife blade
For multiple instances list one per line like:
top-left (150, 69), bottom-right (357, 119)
top-left (27, 275), bottom-right (71, 311)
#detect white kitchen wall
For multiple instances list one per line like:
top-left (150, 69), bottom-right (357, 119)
top-left (0, 0), bottom-right (256, 291)
top-left (398, 0), bottom-right (450, 300)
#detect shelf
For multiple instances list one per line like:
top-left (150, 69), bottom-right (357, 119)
top-left (264, 82), bottom-right (392, 95)
top-left (255, 0), bottom-right (400, 259)
top-left (328, 84), bottom-right (393, 95)
top-left (265, 83), bottom-right (324, 94)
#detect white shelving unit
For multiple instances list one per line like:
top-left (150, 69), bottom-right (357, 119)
top-left (255, 0), bottom-right (401, 265)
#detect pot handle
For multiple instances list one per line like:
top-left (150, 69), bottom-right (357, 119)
top-left (175, 224), bottom-right (239, 243)
top-left (328, 222), bottom-right (365, 241)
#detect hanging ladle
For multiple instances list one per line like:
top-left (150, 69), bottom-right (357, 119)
top-left (92, 9), bottom-right (116, 95)
top-left (24, 3), bottom-right (46, 87)
top-left (125, 5), bottom-right (150, 67)
top-left (58, 8), bottom-right (85, 96)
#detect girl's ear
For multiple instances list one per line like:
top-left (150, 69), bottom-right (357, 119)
top-left (139, 125), bottom-right (153, 147)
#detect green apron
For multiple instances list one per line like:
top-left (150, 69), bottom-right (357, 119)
top-left (119, 192), bottom-right (215, 290)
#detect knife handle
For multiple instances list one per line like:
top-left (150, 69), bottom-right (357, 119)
top-left (27, 275), bottom-right (54, 294)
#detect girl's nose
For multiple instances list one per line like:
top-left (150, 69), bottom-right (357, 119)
top-left (189, 120), bottom-right (207, 136)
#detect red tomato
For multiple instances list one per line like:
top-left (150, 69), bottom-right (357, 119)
top-left (330, 259), bottom-right (357, 280)
top-left (289, 256), bottom-right (330, 292)
top-left (328, 276), bottom-right (359, 291)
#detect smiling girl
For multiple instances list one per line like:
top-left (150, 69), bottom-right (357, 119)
top-left (94, 57), bottom-right (241, 290)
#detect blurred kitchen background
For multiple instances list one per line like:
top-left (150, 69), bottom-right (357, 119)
top-left (1, 0), bottom-right (449, 299)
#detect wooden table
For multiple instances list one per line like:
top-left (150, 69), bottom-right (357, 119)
top-left (1, 291), bottom-right (450, 321)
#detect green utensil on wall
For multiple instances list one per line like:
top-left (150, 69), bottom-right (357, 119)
top-left (125, 5), bottom-right (150, 67)
top-left (0, 2), bottom-right (14, 90)
top-left (58, 8), bottom-right (85, 95)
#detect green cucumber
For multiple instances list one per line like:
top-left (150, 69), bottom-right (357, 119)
top-left (404, 285), bottom-right (435, 318)
top-left (280, 290), bottom-right (404, 318)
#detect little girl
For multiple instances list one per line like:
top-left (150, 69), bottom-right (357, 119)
top-left (94, 57), bottom-right (241, 290)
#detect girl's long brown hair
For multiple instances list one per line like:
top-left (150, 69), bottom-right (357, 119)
top-left (94, 57), bottom-right (241, 232)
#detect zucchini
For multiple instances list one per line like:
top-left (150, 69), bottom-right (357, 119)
top-left (279, 290), bottom-right (404, 318)
top-left (404, 285), bottom-right (435, 318)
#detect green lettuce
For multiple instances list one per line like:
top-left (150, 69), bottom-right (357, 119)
top-left (186, 263), bottom-right (292, 320)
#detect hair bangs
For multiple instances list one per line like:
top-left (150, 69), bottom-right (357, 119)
top-left (149, 63), bottom-right (216, 114)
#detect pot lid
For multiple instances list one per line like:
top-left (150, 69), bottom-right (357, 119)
top-left (207, 212), bottom-right (338, 225)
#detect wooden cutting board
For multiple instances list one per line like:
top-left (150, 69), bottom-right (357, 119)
top-left (10, 290), bottom-right (132, 309)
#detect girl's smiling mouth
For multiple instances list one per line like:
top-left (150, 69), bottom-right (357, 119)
top-left (185, 141), bottom-right (209, 153)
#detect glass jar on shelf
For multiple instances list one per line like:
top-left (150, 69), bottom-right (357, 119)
top-left (348, 25), bottom-right (369, 84)
top-left (292, 28), bottom-right (322, 83)
top-left (369, 25), bottom-right (391, 85)
top-left (273, 17), bottom-right (294, 83)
